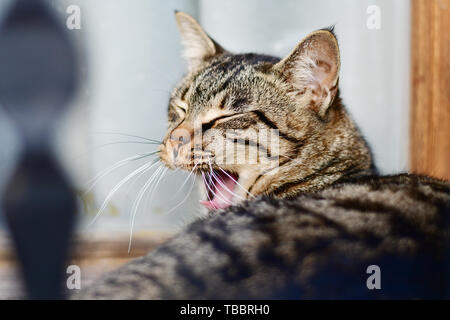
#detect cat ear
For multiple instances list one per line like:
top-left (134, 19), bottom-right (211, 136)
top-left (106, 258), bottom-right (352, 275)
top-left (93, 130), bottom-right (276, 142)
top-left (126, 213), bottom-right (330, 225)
top-left (274, 29), bottom-right (340, 118)
top-left (175, 11), bottom-right (226, 72)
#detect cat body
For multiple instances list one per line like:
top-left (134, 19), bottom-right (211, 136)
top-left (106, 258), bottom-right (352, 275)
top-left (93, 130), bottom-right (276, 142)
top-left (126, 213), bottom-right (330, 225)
top-left (76, 12), bottom-right (450, 299)
top-left (78, 174), bottom-right (450, 299)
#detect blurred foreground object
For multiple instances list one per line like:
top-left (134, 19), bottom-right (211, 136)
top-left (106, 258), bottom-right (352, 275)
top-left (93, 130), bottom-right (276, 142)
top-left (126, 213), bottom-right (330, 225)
top-left (0, 0), bottom-right (78, 299)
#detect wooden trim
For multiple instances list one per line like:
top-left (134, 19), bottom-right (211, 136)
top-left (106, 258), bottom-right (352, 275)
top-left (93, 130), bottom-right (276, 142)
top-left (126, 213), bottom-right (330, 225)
top-left (0, 232), bottom-right (172, 261)
top-left (411, 0), bottom-right (450, 180)
top-left (0, 233), bottom-right (172, 299)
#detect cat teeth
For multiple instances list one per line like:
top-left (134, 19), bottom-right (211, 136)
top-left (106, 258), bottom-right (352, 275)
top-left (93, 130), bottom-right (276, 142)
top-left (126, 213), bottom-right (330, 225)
top-left (201, 170), bottom-right (238, 211)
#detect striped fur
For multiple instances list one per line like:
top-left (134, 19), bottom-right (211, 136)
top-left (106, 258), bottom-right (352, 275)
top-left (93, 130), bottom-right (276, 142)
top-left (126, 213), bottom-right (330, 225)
top-left (77, 174), bottom-right (450, 299)
top-left (76, 13), bottom-right (450, 299)
top-left (160, 14), bottom-right (374, 203)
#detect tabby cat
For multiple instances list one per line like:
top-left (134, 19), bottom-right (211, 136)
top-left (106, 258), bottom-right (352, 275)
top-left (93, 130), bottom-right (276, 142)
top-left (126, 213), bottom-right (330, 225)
top-left (77, 12), bottom-right (450, 299)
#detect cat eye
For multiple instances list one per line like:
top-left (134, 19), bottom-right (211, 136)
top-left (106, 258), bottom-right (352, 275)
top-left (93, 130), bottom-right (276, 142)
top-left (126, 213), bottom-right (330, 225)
top-left (177, 105), bottom-right (186, 113)
top-left (202, 113), bottom-right (245, 132)
top-left (175, 105), bottom-right (187, 117)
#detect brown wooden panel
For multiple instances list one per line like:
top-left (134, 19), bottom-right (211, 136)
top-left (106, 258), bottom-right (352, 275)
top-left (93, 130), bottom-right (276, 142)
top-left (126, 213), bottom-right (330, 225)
top-left (0, 232), bottom-right (172, 299)
top-left (411, 0), bottom-right (450, 180)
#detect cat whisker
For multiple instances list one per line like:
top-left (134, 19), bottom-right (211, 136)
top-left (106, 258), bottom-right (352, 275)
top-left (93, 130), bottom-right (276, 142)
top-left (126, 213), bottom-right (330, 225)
top-left (165, 171), bottom-right (197, 215)
top-left (95, 140), bottom-right (160, 147)
top-left (94, 131), bottom-right (162, 144)
top-left (209, 169), bottom-right (245, 202)
top-left (219, 168), bottom-right (256, 199)
top-left (131, 166), bottom-right (169, 251)
top-left (128, 165), bottom-right (165, 252)
top-left (82, 150), bottom-right (159, 197)
top-left (208, 173), bottom-right (233, 205)
top-left (201, 172), bottom-right (213, 203)
top-left (74, 141), bottom-right (160, 161)
top-left (171, 163), bottom-right (198, 200)
top-left (130, 166), bottom-right (164, 224)
top-left (88, 159), bottom-right (161, 227)
top-left (205, 164), bottom-right (233, 205)
top-left (144, 166), bottom-right (169, 210)
top-left (208, 159), bottom-right (245, 202)
top-left (124, 161), bottom-right (157, 197)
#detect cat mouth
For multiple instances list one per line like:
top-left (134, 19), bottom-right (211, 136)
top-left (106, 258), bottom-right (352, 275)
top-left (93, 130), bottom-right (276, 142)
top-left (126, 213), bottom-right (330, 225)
top-left (199, 170), bottom-right (239, 211)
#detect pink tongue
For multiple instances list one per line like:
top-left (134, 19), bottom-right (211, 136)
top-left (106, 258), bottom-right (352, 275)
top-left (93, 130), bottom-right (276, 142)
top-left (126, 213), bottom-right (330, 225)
top-left (200, 171), bottom-right (238, 210)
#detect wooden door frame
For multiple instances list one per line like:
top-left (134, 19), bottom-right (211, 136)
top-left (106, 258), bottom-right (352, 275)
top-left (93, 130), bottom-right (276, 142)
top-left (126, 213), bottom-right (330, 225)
top-left (411, 0), bottom-right (450, 180)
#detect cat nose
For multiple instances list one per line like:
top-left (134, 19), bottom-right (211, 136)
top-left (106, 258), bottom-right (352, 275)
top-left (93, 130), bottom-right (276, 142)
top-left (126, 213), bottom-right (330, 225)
top-left (169, 125), bottom-right (193, 157)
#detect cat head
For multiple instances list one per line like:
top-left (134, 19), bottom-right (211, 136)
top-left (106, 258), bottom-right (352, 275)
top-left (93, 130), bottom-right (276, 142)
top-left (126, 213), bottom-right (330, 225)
top-left (159, 12), bottom-right (374, 210)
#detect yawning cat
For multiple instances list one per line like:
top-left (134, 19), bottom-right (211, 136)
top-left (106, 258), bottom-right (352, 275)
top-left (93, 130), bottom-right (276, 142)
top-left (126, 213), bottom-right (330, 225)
top-left (76, 12), bottom-right (450, 299)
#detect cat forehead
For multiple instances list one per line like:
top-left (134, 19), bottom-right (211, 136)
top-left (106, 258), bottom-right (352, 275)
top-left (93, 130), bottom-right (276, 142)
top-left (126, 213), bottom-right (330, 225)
top-left (195, 53), bottom-right (279, 83)
top-left (184, 53), bottom-right (280, 106)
